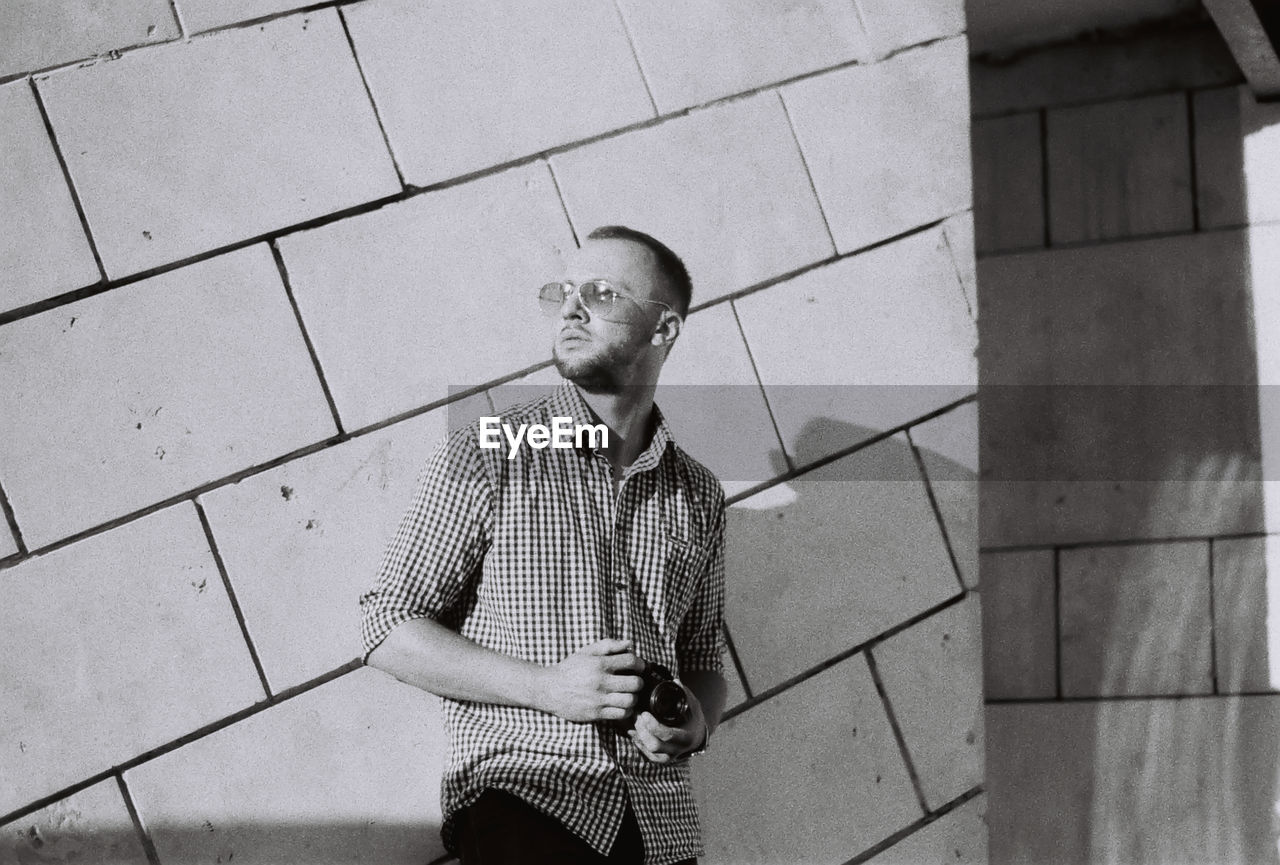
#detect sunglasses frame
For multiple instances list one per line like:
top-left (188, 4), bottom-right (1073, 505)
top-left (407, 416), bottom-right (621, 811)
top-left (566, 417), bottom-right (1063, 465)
top-left (539, 280), bottom-right (682, 324)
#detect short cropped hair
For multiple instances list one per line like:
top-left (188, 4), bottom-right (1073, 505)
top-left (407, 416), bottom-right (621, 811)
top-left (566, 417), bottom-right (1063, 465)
top-left (586, 225), bottom-right (692, 317)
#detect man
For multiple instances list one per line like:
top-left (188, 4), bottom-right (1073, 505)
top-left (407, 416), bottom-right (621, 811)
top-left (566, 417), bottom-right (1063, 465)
top-left (359, 225), bottom-right (728, 865)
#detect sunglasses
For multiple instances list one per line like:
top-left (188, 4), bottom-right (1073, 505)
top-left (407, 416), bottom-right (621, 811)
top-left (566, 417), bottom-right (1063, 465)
top-left (538, 280), bottom-right (681, 324)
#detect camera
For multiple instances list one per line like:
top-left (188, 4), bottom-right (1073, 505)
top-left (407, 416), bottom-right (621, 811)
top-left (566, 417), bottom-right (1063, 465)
top-left (619, 660), bottom-right (690, 729)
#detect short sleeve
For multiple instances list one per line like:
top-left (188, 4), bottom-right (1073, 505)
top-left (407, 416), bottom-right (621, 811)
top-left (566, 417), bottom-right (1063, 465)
top-left (358, 426), bottom-right (494, 662)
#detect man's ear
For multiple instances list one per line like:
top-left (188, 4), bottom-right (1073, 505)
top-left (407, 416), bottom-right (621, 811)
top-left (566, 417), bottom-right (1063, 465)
top-left (651, 311), bottom-right (682, 347)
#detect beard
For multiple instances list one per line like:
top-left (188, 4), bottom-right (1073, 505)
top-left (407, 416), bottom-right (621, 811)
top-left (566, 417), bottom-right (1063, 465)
top-left (552, 333), bottom-right (640, 392)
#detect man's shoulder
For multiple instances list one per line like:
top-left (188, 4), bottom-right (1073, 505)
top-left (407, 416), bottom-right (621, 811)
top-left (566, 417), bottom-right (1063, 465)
top-left (667, 443), bottom-right (726, 512)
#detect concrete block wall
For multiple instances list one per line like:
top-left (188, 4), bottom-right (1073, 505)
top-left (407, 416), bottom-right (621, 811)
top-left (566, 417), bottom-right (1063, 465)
top-left (1, 3), bottom-right (981, 863)
top-left (973, 20), bottom-right (1280, 863)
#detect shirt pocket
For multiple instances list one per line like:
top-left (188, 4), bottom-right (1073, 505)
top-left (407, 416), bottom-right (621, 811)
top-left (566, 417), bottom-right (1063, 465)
top-left (650, 530), bottom-right (711, 641)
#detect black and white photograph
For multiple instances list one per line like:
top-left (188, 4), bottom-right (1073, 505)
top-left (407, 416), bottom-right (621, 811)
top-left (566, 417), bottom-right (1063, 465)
top-left (1, 0), bottom-right (1277, 863)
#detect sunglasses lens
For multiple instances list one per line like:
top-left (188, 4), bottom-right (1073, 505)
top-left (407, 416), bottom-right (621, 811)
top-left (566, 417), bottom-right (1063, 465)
top-left (580, 281), bottom-right (619, 320)
top-left (537, 281), bottom-right (626, 321)
top-left (538, 282), bottom-right (567, 316)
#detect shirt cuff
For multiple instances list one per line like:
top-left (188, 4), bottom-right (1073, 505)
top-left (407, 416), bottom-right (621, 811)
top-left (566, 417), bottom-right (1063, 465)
top-left (359, 608), bottom-right (433, 664)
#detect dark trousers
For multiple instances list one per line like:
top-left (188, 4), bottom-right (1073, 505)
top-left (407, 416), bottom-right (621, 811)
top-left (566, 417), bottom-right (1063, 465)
top-left (456, 788), bottom-right (696, 865)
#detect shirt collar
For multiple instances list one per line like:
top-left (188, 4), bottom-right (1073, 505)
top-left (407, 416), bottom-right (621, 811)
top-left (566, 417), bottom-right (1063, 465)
top-left (547, 378), bottom-right (674, 471)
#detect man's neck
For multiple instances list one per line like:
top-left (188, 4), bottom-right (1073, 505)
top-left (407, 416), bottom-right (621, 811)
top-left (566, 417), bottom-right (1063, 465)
top-left (573, 381), bottom-right (658, 479)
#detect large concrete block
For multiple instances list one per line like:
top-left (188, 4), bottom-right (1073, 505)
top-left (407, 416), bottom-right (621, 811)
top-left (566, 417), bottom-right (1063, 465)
top-left (199, 410), bottom-right (446, 693)
top-left (735, 227), bottom-right (977, 467)
top-left (696, 657), bottom-right (920, 863)
top-left (0, 245), bottom-right (335, 548)
top-left (550, 94), bottom-right (833, 303)
top-left (1212, 536), bottom-right (1280, 693)
top-left (343, 0), bottom-right (653, 187)
top-left (867, 794), bottom-right (987, 864)
top-left (0, 0), bottom-right (177, 79)
top-left (781, 37), bottom-right (971, 253)
top-left (979, 232), bottom-right (1266, 546)
top-left (277, 162), bottom-right (575, 430)
top-left (725, 436), bottom-right (959, 693)
top-left (872, 601), bottom-right (983, 810)
top-left (1059, 541), bottom-right (1213, 697)
top-left (971, 24), bottom-right (1241, 117)
top-left (987, 698), bottom-right (1280, 864)
top-left (37, 10), bottom-right (400, 278)
top-left (1046, 93), bottom-right (1193, 244)
top-left (0, 779), bottom-right (148, 865)
top-left (0, 504), bottom-right (264, 816)
top-left (656, 303), bottom-right (784, 490)
top-left (981, 221), bottom-right (1252, 370)
top-left (857, 0), bottom-right (965, 59)
top-left (985, 702), bottom-right (1093, 865)
top-left (909, 401), bottom-right (978, 588)
top-left (126, 668), bottom-right (448, 865)
top-left (1192, 86), bottom-right (1249, 230)
top-left (972, 112), bottom-right (1045, 254)
top-left (616, 0), bottom-right (869, 112)
top-left (177, 0), bottom-right (314, 33)
top-left (980, 550), bottom-right (1057, 700)
top-left (0, 80), bottom-right (99, 314)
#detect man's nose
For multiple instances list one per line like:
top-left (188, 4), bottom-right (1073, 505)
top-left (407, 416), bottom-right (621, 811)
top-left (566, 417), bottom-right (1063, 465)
top-left (560, 286), bottom-right (588, 321)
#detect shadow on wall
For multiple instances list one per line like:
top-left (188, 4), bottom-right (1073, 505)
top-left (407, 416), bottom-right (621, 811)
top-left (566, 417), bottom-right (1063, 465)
top-left (981, 84), bottom-right (1280, 863)
top-left (698, 415), bottom-right (980, 865)
top-left (725, 413), bottom-right (969, 695)
top-left (0, 823), bottom-right (442, 865)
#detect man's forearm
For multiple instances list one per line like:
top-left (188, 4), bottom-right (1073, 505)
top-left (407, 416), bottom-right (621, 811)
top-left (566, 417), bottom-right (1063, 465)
top-left (366, 616), bottom-right (549, 710)
top-left (683, 669), bottom-right (728, 737)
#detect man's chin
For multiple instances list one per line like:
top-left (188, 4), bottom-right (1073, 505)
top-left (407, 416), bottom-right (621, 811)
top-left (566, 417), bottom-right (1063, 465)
top-left (553, 354), bottom-right (618, 392)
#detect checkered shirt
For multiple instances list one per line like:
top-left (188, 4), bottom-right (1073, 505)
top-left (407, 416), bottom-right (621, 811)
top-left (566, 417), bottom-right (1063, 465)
top-left (359, 380), bottom-right (727, 865)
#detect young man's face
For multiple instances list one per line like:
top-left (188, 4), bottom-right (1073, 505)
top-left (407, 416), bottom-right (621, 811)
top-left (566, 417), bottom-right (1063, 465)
top-left (549, 238), bottom-right (677, 391)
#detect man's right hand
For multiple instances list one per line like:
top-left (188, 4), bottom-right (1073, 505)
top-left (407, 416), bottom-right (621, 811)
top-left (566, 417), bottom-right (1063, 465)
top-left (540, 639), bottom-right (644, 722)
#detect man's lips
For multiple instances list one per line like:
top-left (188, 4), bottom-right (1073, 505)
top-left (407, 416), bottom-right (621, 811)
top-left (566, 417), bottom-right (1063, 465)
top-left (559, 328), bottom-right (589, 342)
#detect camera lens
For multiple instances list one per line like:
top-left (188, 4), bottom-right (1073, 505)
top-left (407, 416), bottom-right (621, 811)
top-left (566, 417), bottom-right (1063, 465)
top-left (649, 681), bottom-right (689, 726)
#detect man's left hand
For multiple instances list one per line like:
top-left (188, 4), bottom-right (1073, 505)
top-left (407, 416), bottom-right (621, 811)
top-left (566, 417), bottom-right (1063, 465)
top-left (628, 683), bottom-right (707, 764)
